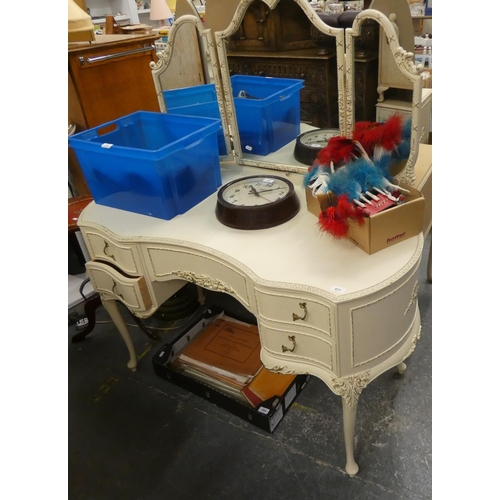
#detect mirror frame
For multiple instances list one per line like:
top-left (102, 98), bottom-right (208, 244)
top-left (150, 14), bottom-right (233, 160)
top-left (345, 9), bottom-right (425, 186)
top-left (213, 0), bottom-right (346, 174)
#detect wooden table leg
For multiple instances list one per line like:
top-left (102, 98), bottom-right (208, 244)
top-left (101, 299), bottom-right (138, 372)
top-left (342, 397), bottom-right (359, 477)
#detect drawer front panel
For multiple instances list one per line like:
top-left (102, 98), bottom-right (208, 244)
top-left (351, 274), bottom-right (419, 368)
top-left (86, 261), bottom-right (152, 312)
top-left (255, 288), bottom-right (332, 337)
top-left (84, 231), bottom-right (141, 275)
top-left (259, 322), bottom-right (335, 371)
top-left (144, 246), bottom-right (251, 308)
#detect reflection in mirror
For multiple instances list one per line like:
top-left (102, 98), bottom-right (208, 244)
top-left (345, 9), bottom-right (425, 185)
top-left (150, 13), bottom-right (232, 158)
top-left (213, 0), bottom-right (346, 173)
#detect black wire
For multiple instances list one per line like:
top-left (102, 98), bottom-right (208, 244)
top-left (79, 277), bottom-right (91, 301)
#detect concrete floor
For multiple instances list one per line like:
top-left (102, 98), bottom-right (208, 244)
top-left (68, 235), bottom-right (432, 500)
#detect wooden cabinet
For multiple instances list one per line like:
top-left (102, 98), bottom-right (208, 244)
top-left (227, 0), bottom-right (316, 53)
top-left (68, 34), bottom-right (160, 130)
top-left (68, 33), bottom-right (160, 195)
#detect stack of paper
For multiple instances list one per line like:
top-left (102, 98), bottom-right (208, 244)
top-left (174, 316), bottom-right (296, 408)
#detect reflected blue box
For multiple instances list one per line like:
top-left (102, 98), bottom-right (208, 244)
top-left (68, 111), bottom-right (222, 220)
top-left (163, 84), bottom-right (227, 155)
top-left (230, 75), bottom-right (304, 156)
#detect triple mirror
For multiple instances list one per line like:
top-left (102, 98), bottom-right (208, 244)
top-left (151, 0), bottom-right (426, 184)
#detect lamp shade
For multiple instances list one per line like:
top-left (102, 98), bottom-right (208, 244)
top-left (150, 0), bottom-right (174, 21)
top-left (68, 0), bottom-right (95, 42)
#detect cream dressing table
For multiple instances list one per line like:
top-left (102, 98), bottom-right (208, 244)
top-left (76, 0), bottom-right (429, 478)
top-left (78, 162), bottom-right (423, 477)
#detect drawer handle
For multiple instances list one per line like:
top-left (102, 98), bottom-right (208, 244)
top-left (103, 241), bottom-right (116, 261)
top-left (112, 280), bottom-right (124, 300)
top-left (78, 44), bottom-right (155, 65)
top-left (292, 302), bottom-right (308, 321)
top-left (282, 335), bottom-right (296, 353)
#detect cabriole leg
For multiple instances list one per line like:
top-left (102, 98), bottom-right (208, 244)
top-left (342, 397), bottom-right (359, 477)
top-left (101, 299), bottom-right (138, 372)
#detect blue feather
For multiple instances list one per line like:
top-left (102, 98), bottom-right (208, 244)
top-left (402, 119), bottom-right (412, 138)
top-left (303, 166), bottom-right (319, 188)
top-left (374, 155), bottom-right (393, 180)
top-left (327, 168), bottom-right (360, 201)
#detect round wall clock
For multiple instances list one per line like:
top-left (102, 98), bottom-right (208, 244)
top-left (215, 175), bottom-right (300, 230)
top-left (293, 128), bottom-right (340, 165)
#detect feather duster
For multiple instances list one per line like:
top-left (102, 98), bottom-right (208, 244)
top-left (327, 167), bottom-right (362, 201)
top-left (353, 121), bottom-right (381, 157)
top-left (318, 206), bottom-right (350, 238)
top-left (353, 115), bottom-right (403, 158)
top-left (317, 136), bottom-right (358, 169)
top-left (373, 154), bottom-right (393, 180)
top-left (379, 114), bottom-right (403, 151)
top-left (318, 195), bottom-right (365, 239)
top-left (304, 165), bottom-right (331, 196)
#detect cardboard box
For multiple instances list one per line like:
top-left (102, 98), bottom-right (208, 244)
top-left (152, 306), bottom-right (310, 433)
top-left (306, 184), bottom-right (425, 254)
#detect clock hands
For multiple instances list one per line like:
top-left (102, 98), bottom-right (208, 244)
top-left (248, 185), bottom-right (272, 202)
top-left (248, 187), bottom-right (283, 195)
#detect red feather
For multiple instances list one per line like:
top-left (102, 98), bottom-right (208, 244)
top-left (317, 195), bottom-right (365, 238)
top-left (317, 137), bottom-right (357, 167)
top-left (353, 121), bottom-right (382, 157)
top-left (318, 206), bottom-right (350, 238)
top-left (379, 114), bottom-right (403, 151)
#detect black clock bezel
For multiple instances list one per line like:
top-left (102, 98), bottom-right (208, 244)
top-left (215, 175), bottom-right (300, 230)
top-left (293, 128), bottom-right (341, 166)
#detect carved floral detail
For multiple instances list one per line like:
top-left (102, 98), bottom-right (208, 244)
top-left (331, 371), bottom-right (371, 409)
top-left (171, 271), bottom-right (233, 294)
top-left (268, 365), bottom-right (296, 375)
top-left (402, 326), bottom-right (422, 362)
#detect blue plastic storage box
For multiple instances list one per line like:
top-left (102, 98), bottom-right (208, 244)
top-left (230, 75), bottom-right (304, 156)
top-left (164, 84), bottom-right (226, 155)
top-left (68, 111), bottom-right (222, 220)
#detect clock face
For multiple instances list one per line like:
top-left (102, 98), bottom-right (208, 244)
top-left (299, 129), bottom-right (340, 147)
top-left (294, 128), bottom-right (340, 165)
top-left (220, 176), bottom-right (291, 206)
top-left (215, 175), bottom-right (300, 230)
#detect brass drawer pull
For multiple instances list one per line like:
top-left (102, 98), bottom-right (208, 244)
top-left (292, 302), bottom-right (308, 321)
top-left (103, 241), bottom-right (116, 261)
top-left (282, 335), bottom-right (296, 353)
top-left (112, 280), bottom-right (124, 300)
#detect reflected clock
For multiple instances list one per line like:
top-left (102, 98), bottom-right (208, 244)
top-left (215, 175), bottom-right (300, 230)
top-left (293, 128), bottom-right (341, 166)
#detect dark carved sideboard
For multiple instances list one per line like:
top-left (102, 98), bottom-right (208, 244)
top-left (227, 48), bottom-right (339, 128)
top-left (226, 0), bottom-right (379, 128)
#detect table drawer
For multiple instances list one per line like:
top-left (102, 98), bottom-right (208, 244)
top-left (83, 230), bottom-right (142, 275)
top-left (254, 288), bottom-right (332, 336)
top-left (86, 261), bottom-right (152, 312)
top-left (259, 321), bottom-right (335, 371)
top-left (143, 245), bottom-right (251, 309)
